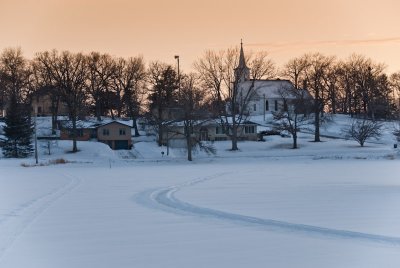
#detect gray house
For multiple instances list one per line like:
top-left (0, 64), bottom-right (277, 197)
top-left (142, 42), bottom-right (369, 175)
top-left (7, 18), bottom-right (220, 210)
top-left (161, 119), bottom-right (258, 148)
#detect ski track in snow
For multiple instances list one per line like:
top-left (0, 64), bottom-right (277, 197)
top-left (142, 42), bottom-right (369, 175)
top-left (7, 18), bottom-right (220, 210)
top-left (135, 173), bottom-right (400, 247)
top-left (0, 173), bottom-right (81, 262)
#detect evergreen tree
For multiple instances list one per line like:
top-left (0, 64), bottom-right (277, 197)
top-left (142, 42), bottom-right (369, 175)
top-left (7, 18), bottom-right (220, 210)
top-left (3, 93), bottom-right (33, 158)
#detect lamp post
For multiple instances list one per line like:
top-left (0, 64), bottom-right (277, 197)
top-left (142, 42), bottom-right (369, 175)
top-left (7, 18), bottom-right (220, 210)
top-left (263, 94), bottom-right (266, 122)
top-left (34, 105), bottom-right (38, 164)
top-left (174, 55), bottom-right (180, 96)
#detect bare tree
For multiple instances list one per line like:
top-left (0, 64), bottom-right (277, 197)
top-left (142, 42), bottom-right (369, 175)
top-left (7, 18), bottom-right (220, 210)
top-left (195, 47), bottom-right (275, 151)
top-left (115, 56), bottom-right (146, 136)
top-left (301, 53), bottom-right (335, 142)
top-left (323, 62), bottom-right (342, 114)
top-left (390, 72), bottom-right (400, 110)
top-left (86, 52), bottom-right (117, 121)
top-left (280, 56), bottom-right (309, 90)
top-left (342, 118), bottom-right (382, 147)
top-left (272, 86), bottom-right (313, 149)
top-left (34, 50), bottom-right (88, 152)
top-left (0, 48), bottom-right (31, 103)
top-left (340, 54), bottom-right (391, 119)
top-left (31, 57), bottom-right (62, 133)
top-left (177, 73), bottom-right (214, 161)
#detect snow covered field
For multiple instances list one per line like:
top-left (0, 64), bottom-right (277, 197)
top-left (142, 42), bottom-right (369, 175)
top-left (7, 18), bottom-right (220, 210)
top-left (1, 116), bottom-right (400, 267)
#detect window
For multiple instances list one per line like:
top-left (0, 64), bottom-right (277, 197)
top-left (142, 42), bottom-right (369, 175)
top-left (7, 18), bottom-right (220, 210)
top-left (265, 100), bottom-right (269, 111)
top-left (216, 126), bottom-right (225, 134)
top-left (245, 126), bottom-right (255, 134)
top-left (284, 100), bottom-right (288, 112)
top-left (184, 127), bottom-right (194, 135)
top-left (200, 129), bottom-right (208, 141)
top-left (119, 128), bottom-right (126, 135)
top-left (69, 129), bottom-right (83, 137)
top-left (253, 104), bottom-right (257, 111)
top-left (103, 129), bottom-right (110, 136)
top-left (274, 100), bottom-right (278, 111)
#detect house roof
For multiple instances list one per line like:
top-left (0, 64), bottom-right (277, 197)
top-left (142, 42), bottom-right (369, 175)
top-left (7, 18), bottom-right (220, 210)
top-left (239, 79), bottom-right (314, 100)
top-left (164, 118), bottom-right (258, 127)
top-left (97, 121), bottom-right (132, 128)
top-left (60, 119), bottom-right (132, 129)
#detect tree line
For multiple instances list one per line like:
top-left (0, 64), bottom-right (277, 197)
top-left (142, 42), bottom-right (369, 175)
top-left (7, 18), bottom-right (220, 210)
top-left (1, 47), bottom-right (400, 158)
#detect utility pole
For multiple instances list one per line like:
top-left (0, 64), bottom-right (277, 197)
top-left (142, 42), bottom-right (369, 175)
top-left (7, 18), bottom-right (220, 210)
top-left (34, 105), bottom-right (38, 164)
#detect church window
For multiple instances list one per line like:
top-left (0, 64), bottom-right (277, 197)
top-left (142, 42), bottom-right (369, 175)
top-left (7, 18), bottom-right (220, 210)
top-left (274, 100), bottom-right (278, 111)
top-left (265, 100), bottom-right (269, 111)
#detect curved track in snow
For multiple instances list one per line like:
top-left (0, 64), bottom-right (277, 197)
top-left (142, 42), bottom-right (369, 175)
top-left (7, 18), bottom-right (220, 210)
top-left (136, 173), bottom-right (400, 247)
top-left (0, 173), bottom-right (81, 262)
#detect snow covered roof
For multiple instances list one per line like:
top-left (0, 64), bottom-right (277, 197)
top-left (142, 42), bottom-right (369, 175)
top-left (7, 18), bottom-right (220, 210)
top-left (165, 118), bottom-right (258, 127)
top-left (60, 119), bottom-right (132, 129)
top-left (239, 79), bottom-right (295, 99)
top-left (97, 121), bottom-right (132, 128)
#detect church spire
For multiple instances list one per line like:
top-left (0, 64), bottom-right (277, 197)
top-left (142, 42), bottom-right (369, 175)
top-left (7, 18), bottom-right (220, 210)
top-left (235, 39), bottom-right (250, 83)
top-left (238, 39), bottom-right (247, 69)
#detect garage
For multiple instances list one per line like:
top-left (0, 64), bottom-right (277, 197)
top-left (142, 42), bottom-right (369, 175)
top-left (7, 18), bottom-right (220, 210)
top-left (114, 140), bottom-right (129, 150)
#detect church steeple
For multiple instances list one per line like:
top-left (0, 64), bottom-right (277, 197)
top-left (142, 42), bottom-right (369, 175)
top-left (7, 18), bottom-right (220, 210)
top-left (234, 39), bottom-right (250, 83)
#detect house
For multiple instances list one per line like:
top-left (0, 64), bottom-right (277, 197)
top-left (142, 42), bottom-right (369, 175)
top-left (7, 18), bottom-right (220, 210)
top-left (161, 119), bottom-right (258, 148)
top-left (97, 121), bottom-right (132, 150)
top-left (235, 42), bottom-right (312, 116)
top-left (30, 87), bottom-right (69, 116)
top-left (59, 120), bottom-right (132, 150)
top-left (59, 121), bottom-right (97, 141)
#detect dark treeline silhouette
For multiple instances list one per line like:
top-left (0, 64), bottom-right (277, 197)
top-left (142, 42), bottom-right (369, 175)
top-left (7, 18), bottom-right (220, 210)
top-left (1, 47), bottom-right (400, 153)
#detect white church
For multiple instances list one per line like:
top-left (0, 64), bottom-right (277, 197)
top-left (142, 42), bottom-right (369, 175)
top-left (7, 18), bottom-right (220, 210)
top-left (235, 42), bottom-right (308, 116)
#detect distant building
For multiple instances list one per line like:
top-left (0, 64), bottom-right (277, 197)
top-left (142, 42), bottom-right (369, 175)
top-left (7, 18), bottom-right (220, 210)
top-left (30, 87), bottom-right (69, 116)
top-left (235, 42), bottom-right (312, 117)
top-left (161, 119), bottom-right (258, 148)
top-left (60, 120), bottom-right (132, 150)
top-left (97, 121), bottom-right (132, 150)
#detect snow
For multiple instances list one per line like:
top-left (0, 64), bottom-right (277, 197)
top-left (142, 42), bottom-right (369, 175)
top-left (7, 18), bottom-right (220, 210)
top-left (1, 115), bottom-right (400, 267)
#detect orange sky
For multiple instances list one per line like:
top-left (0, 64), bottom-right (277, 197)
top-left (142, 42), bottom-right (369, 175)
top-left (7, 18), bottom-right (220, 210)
top-left (1, 0), bottom-right (400, 73)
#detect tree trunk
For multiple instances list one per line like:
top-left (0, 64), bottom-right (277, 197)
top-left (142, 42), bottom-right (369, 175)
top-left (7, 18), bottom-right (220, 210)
top-left (51, 96), bottom-right (60, 135)
top-left (314, 102), bottom-right (321, 142)
top-left (331, 96), bottom-right (336, 114)
top-left (95, 100), bottom-right (101, 121)
top-left (72, 116), bottom-right (78, 152)
top-left (231, 124), bottom-right (239, 151)
top-left (186, 125), bottom-right (192, 161)
top-left (292, 133), bottom-right (298, 149)
top-left (132, 117), bottom-right (140, 136)
top-left (157, 105), bottom-right (163, 146)
top-left (158, 122), bottom-right (163, 146)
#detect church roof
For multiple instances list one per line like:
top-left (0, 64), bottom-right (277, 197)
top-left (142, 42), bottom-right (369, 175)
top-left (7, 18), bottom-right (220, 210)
top-left (238, 79), bottom-right (313, 100)
top-left (239, 79), bottom-right (294, 99)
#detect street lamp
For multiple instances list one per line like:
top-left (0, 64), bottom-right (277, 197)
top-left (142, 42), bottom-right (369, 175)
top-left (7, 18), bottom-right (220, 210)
top-left (34, 105), bottom-right (38, 164)
top-left (174, 55), bottom-right (180, 96)
top-left (263, 94), bottom-right (266, 122)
